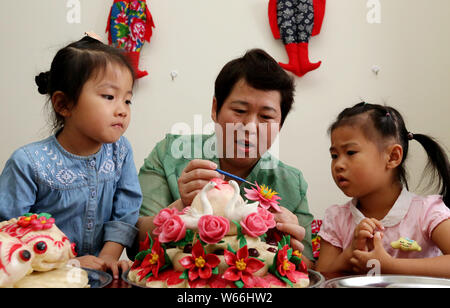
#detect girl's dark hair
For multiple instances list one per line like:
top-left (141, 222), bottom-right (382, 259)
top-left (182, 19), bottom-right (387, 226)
top-left (329, 102), bottom-right (450, 206)
top-left (35, 36), bottom-right (135, 132)
top-left (214, 49), bottom-right (295, 127)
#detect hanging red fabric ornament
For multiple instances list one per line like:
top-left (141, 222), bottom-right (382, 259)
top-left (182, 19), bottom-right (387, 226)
top-left (268, 0), bottom-right (325, 77)
top-left (106, 0), bottom-right (155, 79)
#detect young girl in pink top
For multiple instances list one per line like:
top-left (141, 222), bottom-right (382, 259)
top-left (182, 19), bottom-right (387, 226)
top-left (316, 102), bottom-right (450, 278)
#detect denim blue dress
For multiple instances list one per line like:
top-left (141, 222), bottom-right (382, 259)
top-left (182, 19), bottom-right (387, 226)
top-left (0, 135), bottom-right (142, 256)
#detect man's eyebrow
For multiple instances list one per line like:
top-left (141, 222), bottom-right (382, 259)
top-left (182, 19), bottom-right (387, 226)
top-left (230, 101), bottom-right (249, 107)
top-left (261, 106), bottom-right (277, 112)
top-left (230, 101), bottom-right (277, 112)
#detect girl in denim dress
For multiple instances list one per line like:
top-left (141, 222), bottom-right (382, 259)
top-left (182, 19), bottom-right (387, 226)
top-left (0, 35), bottom-right (142, 279)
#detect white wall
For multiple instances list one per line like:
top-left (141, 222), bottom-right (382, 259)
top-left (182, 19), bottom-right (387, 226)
top-left (1, 0), bottom-right (449, 219)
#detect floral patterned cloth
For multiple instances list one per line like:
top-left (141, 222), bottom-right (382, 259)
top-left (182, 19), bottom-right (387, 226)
top-left (276, 0), bottom-right (315, 44)
top-left (106, 0), bottom-right (155, 52)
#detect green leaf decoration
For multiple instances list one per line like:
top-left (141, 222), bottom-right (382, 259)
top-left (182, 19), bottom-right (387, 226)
top-left (38, 213), bottom-right (52, 219)
top-left (179, 269), bottom-right (189, 280)
top-left (234, 280), bottom-right (245, 288)
top-left (274, 270), bottom-right (293, 287)
top-left (232, 220), bottom-right (247, 248)
top-left (23, 213), bottom-right (34, 217)
top-left (287, 248), bottom-right (292, 260)
top-left (239, 236), bottom-right (247, 248)
top-left (268, 253), bottom-right (278, 274)
top-left (291, 255), bottom-right (302, 265)
top-left (212, 267), bottom-right (219, 275)
top-left (135, 249), bottom-right (152, 261)
top-left (227, 244), bottom-right (236, 255)
top-left (144, 272), bottom-right (153, 280)
top-left (172, 229), bottom-right (194, 247)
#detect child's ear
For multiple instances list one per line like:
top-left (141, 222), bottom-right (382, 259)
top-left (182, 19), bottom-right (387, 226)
top-left (51, 91), bottom-right (72, 117)
top-left (211, 97), bottom-right (218, 123)
top-left (386, 143), bottom-right (403, 169)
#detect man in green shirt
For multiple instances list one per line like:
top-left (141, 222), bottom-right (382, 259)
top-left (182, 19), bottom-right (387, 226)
top-left (137, 49), bottom-right (314, 265)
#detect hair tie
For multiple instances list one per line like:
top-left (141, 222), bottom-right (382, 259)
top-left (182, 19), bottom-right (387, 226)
top-left (385, 112), bottom-right (391, 118)
top-left (407, 132), bottom-right (414, 141)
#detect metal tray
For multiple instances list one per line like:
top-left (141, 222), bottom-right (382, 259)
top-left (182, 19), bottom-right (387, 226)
top-left (84, 268), bottom-right (113, 288)
top-left (322, 275), bottom-right (450, 288)
top-left (122, 269), bottom-right (324, 288)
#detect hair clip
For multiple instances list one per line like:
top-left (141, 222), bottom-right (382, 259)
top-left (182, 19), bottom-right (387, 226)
top-left (84, 31), bottom-right (103, 42)
top-left (385, 112), bottom-right (391, 117)
top-left (407, 132), bottom-right (414, 140)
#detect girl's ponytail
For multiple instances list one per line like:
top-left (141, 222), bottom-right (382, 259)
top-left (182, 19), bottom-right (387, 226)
top-left (411, 133), bottom-right (450, 206)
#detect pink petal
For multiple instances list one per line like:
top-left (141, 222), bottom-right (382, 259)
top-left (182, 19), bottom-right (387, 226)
top-left (244, 188), bottom-right (260, 201)
top-left (179, 256), bottom-right (194, 269)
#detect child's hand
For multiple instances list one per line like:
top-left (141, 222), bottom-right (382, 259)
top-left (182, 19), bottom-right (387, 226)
top-left (76, 255), bottom-right (107, 272)
top-left (350, 232), bottom-right (392, 273)
top-left (100, 255), bottom-right (132, 280)
top-left (352, 218), bottom-right (384, 252)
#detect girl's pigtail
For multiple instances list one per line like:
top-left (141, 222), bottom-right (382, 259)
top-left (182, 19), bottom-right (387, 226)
top-left (412, 133), bottom-right (450, 206)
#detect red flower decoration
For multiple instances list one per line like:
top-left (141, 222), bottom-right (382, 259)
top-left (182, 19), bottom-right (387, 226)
top-left (277, 245), bottom-right (297, 283)
top-left (137, 237), bottom-right (165, 279)
top-left (222, 245), bottom-right (264, 287)
top-left (17, 214), bottom-right (38, 228)
top-left (179, 240), bottom-right (220, 281)
top-left (30, 216), bottom-right (55, 231)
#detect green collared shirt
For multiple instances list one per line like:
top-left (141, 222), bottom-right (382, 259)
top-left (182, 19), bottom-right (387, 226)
top-left (138, 134), bottom-right (314, 260)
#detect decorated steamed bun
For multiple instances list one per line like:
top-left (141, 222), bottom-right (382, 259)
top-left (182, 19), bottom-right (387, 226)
top-left (0, 213), bottom-right (77, 272)
top-left (0, 232), bottom-right (34, 288)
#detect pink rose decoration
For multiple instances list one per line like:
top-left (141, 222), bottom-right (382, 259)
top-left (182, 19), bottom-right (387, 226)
top-left (257, 207), bottom-right (276, 229)
top-left (198, 215), bottom-right (230, 244)
top-left (153, 208), bottom-right (179, 236)
top-left (158, 215), bottom-right (186, 243)
top-left (240, 213), bottom-right (268, 238)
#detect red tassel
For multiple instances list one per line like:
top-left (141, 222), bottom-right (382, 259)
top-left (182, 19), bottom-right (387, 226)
top-left (143, 2), bottom-right (155, 43)
top-left (105, 4), bottom-right (114, 45)
top-left (268, 0), bottom-right (280, 40)
top-left (312, 0), bottom-right (326, 36)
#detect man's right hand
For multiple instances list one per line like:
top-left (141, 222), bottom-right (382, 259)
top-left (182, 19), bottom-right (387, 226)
top-left (177, 159), bottom-right (223, 207)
